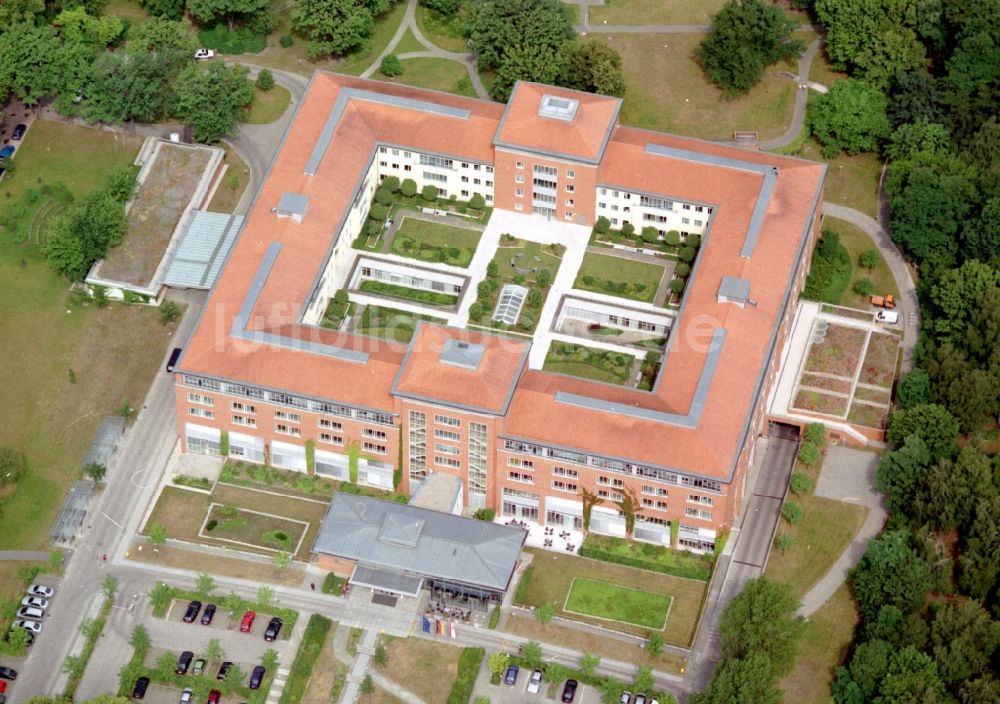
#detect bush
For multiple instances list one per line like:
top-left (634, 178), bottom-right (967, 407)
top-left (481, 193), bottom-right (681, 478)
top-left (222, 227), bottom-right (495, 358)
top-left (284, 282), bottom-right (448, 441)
top-left (859, 249), bottom-right (880, 270)
top-left (797, 442), bottom-right (821, 465)
top-left (536, 604), bottom-right (554, 623)
top-left (382, 175), bottom-right (400, 193)
top-left (374, 187), bottom-right (394, 206)
top-left (679, 246), bottom-right (696, 262)
top-left (447, 648), bottom-right (485, 704)
top-left (400, 179), bottom-right (417, 197)
top-left (853, 277), bottom-right (874, 297)
top-left (255, 69), bottom-right (275, 91)
top-left (804, 423), bottom-right (826, 446)
top-left (775, 533), bottom-right (795, 552)
top-left (781, 501), bottom-right (803, 524)
top-left (159, 299), bottom-right (181, 325)
top-left (685, 233), bottom-right (701, 248)
top-left (370, 203), bottom-right (389, 221)
top-left (594, 216), bottom-right (611, 234)
top-left (198, 25), bottom-right (267, 54)
top-left (473, 507), bottom-right (496, 521)
top-left (803, 230), bottom-right (851, 302)
top-left (421, 184), bottom-right (439, 201)
top-left (664, 230), bottom-right (681, 246)
top-left (380, 54), bottom-right (403, 77)
top-left (640, 226), bottom-right (659, 243)
top-left (675, 262), bottom-right (691, 277)
top-left (620, 222), bottom-right (635, 237)
top-left (897, 369), bottom-right (930, 409)
top-left (488, 606), bottom-right (500, 629)
top-left (669, 279), bottom-right (685, 295)
top-left (279, 33), bottom-right (294, 47)
top-left (789, 472), bottom-right (813, 495)
top-left (579, 535), bottom-right (713, 581)
top-left (469, 193), bottom-right (486, 210)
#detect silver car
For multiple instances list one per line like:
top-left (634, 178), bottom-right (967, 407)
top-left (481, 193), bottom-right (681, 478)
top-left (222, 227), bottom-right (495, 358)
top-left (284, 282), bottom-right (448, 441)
top-left (179, 688), bottom-right (193, 704)
top-left (16, 607), bottom-right (43, 621)
top-left (20, 596), bottom-right (48, 610)
top-left (25, 585), bottom-right (54, 598)
top-left (13, 620), bottom-right (41, 635)
top-left (527, 669), bottom-right (543, 694)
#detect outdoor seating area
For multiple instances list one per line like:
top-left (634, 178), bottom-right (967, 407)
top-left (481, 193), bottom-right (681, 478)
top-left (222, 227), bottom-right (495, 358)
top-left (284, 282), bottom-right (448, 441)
top-left (502, 517), bottom-right (583, 555)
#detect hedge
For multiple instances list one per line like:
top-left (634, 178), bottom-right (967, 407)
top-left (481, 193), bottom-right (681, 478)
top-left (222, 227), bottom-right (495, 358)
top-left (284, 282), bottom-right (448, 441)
top-left (279, 615), bottom-right (333, 704)
top-left (359, 280), bottom-right (458, 306)
top-left (578, 535), bottom-right (713, 581)
top-left (446, 647), bottom-right (485, 704)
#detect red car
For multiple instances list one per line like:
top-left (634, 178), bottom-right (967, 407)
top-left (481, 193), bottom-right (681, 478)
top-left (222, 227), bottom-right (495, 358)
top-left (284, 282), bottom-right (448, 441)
top-left (239, 610), bottom-right (256, 632)
top-left (207, 689), bottom-right (221, 704)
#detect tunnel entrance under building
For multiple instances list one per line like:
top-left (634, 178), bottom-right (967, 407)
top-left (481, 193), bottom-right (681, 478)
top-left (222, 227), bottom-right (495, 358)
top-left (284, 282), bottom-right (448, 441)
top-left (768, 420), bottom-right (801, 441)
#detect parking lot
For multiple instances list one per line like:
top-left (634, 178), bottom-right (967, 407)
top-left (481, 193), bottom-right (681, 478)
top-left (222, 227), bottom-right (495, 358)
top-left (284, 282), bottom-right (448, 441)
top-left (0, 573), bottom-right (62, 701)
top-left (472, 664), bottom-right (601, 704)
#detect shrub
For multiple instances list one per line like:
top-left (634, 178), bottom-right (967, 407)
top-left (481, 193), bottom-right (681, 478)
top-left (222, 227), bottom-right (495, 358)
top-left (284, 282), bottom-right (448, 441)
top-left (421, 184), bottom-right (438, 201)
top-left (205, 519), bottom-right (218, 531)
top-left (775, 533), bottom-right (795, 552)
top-left (578, 535), bottom-right (712, 580)
top-left (781, 501), bottom-right (803, 524)
top-left (789, 472), bottom-right (813, 495)
top-left (84, 461), bottom-right (106, 482)
top-left (536, 268), bottom-right (552, 288)
top-left (197, 24), bottom-right (266, 54)
top-left (380, 54), bottom-right (403, 77)
top-left (400, 179), bottom-right (417, 197)
top-left (669, 279), bottom-right (685, 294)
top-left (382, 175), bottom-right (400, 192)
top-left (487, 606), bottom-right (500, 629)
top-left (664, 230), bottom-right (681, 246)
top-left (620, 222), bottom-right (635, 237)
top-left (859, 249), bottom-right (880, 270)
top-left (679, 246), bottom-right (697, 262)
top-left (374, 187), bottom-right (394, 206)
top-left (255, 69), bottom-right (275, 91)
top-left (469, 302), bottom-right (485, 320)
top-left (594, 216), bottom-right (611, 234)
top-left (853, 277), bottom-right (875, 297)
top-left (798, 442), bottom-right (821, 465)
top-left (536, 604), bottom-right (554, 623)
top-left (685, 233), bottom-right (701, 248)
top-left (369, 203), bottom-right (389, 221)
top-left (279, 34), bottom-right (294, 48)
top-left (675, 262), bottom-right (691, 277)
top-left (469, 193), bottom-right (486, 210)
top-left (640, 226), bottom-right (659, 243)
top-left (473, 507), bottom-right (496, 521)
top-left (159, 299), bottom-right (181, 324)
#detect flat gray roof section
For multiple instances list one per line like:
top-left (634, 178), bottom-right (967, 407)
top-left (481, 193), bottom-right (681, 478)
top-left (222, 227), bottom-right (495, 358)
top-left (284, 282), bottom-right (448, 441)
top-left (305, 87), bottom-right (472, 176)
top-left (440, 339), bottom-right (485, 370)
top-left (350, 565), bottom-right (424, 597)
top-left (408, 473), bottom-right (463, 514)
top-left (718, 276), bottom-right (750, 306)
top-left (555, 328), bottom-right (727, 428)
top-left (313, 493), bottom-right (526, 592)
top-left (82, 416), bottom-right (125, 469)
top-left (164, 212), bottom-right (244, 289)
top-left (277, 192), bottom-right (310, 218)
top-left (643, 142), bottom-right (778, 258)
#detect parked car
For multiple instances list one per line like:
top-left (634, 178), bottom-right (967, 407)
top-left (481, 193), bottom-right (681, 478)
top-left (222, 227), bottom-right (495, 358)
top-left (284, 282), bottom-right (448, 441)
top-left (10, 124), bottom-right (26, 140)
top-left (25, 585), bottom-right (53, 598)
top-left (0, 145), bottom-right (14, 160)
top-left (193, 659), bottom-right (206, 676)
top-left (217, 661), bottom-right (233, 681)
top-left (182, 600), bottom-right (202, 623)
top-left (207, 690), bottom-right (221, 704)
top-left (527, 669), bottom-right (542, 694)
top-left (561, 679), bottom-right (578, 703)
top-left (175, 650), bottom-right (194, 675)
top-left (179, 688), bottom-right (193, 704)
top-left (201, 604), bottom-right (217, 625)
top-left (20, 596), bottom-right (48, 610)
top-left (264, 617), bottom-right (282, 641)
top-left (166, 347), bottom-right (182, 373)
top-left (503, 665), bottom-right (519, 686)
top-left (620, 691), bottom-right (632, 704)
top-left (0, 683), bottom-right (6, 695)
top-left (131, 676), bottom-right (150, 700)
top-left (194, 48), bottom-right (215, 60)
top-left (249, 665), bottom-right (266, 690)
top-left (239, 610), bottom-right (256, 632)
top-left (0, 667), bottom-right (17, 681)
top-left (634, 694), bottom-right (647, 704)
top-left (12, 620), bottom-right (41, 635)
top-left (15, 607), bottom-right (43, 621)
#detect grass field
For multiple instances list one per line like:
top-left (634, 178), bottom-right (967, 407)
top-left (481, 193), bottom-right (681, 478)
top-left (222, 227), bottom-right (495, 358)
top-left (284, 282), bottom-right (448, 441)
top-left (393, 28), bottom-right (426, 56)
top-left (543, 341), bottom-right (633, 385)
top-left (602, 33), bottom-right (797, 141)
top-left (105, 0), bottom-right (150, 22)
top-left (779, 585), bottom-right (858, 703)
top-left (0, 123), bottom-right (175, 550)
top-left (564, 578), bottom-right (671, 629)
top-left (389, 217), bottom-right (483, 267)
top-left (203, 504), bottom-right (308, 552)
top-left (128, 539), bottom-right (307, 585)
top-left (206, 143), bottom-right (251, 213)
top-left (354, 305), bottom-right (445, 343)
top-left (822, 218), bottom-right (900, 307)
top-left (589, 0), bottom-right (810, 25)
top-left (574, 251), bottom-right (664, 303)
top-left (800, 141), bottom-right (882, 217)
top-left (378, 58), bottom-right (476, 98)
top-left (515, 548), bottom-right (706, 646)
top-left (375, 638), bottom-right (460, 704)
top-left (414, 7), bottom-right (468, 54)
top-left (244, 85), bottom-right (291, 124)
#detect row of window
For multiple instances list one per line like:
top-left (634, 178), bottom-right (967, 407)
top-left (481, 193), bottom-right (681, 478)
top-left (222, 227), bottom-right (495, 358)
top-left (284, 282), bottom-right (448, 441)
top-left (378, 148), bottom-right (494, 173)
top-left (514, 162), bottom-right (575, 179)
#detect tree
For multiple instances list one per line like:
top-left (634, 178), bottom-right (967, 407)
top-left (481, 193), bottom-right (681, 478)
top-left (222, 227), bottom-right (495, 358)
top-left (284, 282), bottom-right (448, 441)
top-left (488, 651), bottom-right (509, 679)
top-left (195, 573), bottom-right (215, 599)
top-left (958, 496), bottom-right (1000, 603)
top-left (0, 22), bottom-right (66, 105)
top-left (130, 624), bottom-right (151, 652)
top-left (877, 646), bottom-right (949, 703)
top-left (853, 278), bottom-right (875, 298)
top-left (859, 249), bottom-right (880, 270)
top-left (44, 188), bottom-right (128, 281)
top-left (915, 446), bottom-right (994, 531)
top-left (0, 447), bottom-right (27, 486)
top-left (797, 442), bottom-right (821, 465)
top-left (186, 0), bottom-right (272, 33)
top-left (147, 522), bottom-right (167, 547)
top-left (781, 501), bottom-right (803, 524)
top-left (594, 216), bottom-right (611, 234)
top-left (579, 487), bottom-right (602, 534)
top-left (469, 193), bottom-right (486, 210)
top-left (103, 574), bottom-right (119, 599)
top-left (380, 54), bottom-right (402, 77)
top-left (84, 462), bottom-right (106, 482)
top-left (64, 654), bottom-right (85, 677)
top-left (256, 585), bottom-right (275, 609)
top-left (360, 673), bottom-right (374, 695)
top-left (222, 663), bottom-right (246, 693)
top-left (807, 79), bottom-right (891, 157)
top-left (928, 600), bottom-right (1000, 686)
top-left (262, 648), bottom-right (280, 672)
top-left (273, 550), bottom-right (292, 570)
top-left (55, 7), bottom-right (124, 46)
top-left (154, 651), bottom-right (178, 680)
top-left (521, 641), bottom-right (543, 668)
top-left (897, 369), bottom-right (931, 409)
top-left (696, 0), bottom-right (803, 96)
top-left (204, 638), bottom-right (224, 664)
top-left (579, 652), bottom-right (600, 677)
top-left (850, 530), bottom-right (934, 622)
top-left (963, 196), bottom-right (1000, 262)
top-left (256, 68), bottom-right (275, 90)
top-left (221, 591), bottom-right (243, 618)
top-left (647, 633), bottom-right (663, 656)
top-left (173, 61), bottom-right (254, 143)
top-left (139, 0), bottom-right (186, 20)
top-left (373, 641), bottom-right (388, 666)
top-left (149, 582), bottom-right (172, 611)
top-left (536, 268), bottom-right (552, 288)
top-left (400, 178), bottom-right (417, 197)
top-left (421, 184), bottom-right (438, 201)
top-left (886, 404), bottom-right (959, 460)
top-left (884, 121), bottom-right (953, 162)
top-left (718, 578), bottom-right (802, 677)
top-left (634, 666), bottom-right (654, 693)
top-left (561, 38), bottom-right (626, 97)
top-left (614, 486), bottom-right (643, 541)
top-left (847, 639), bottom-right (893, 700)
top-left (49, 550), bottom-right (64, 571)
top-left (545, 662), bottom-right (569, 686)
top-left (536, 604), bottom-right (554, 623)
top-left (690, 653), bottom-right (781, 704)
top-left (291, 0), bottom-right (375, 59)
top-left (0, 0), bottom-right (44, 24)
top-left (926, 259), bottom-right (1000, 341)
top-left (875, 434), bottom-right (932, 525)
top-left (159, 300), bottom-right (181, 324)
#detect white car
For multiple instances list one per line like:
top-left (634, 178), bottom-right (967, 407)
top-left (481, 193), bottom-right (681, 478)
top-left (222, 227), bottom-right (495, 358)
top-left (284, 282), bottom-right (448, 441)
top-left (13, 620), bottom-right (41, 635)
top-left (20, 596), bottom-right (48, 610)
top-left (194, 48), bottom-right (216, 60)
top-left (527, 669), bottom-right (543, 694)
top-left (16, 606), bottom-right (43, 621)
top-left (26, 584), bottom-right (54, 598)
top-left (876, 309), bottom-right (899, 324)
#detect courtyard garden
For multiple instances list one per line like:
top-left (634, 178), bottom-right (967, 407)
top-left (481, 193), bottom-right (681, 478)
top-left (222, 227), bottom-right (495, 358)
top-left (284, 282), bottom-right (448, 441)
top-left (377, 57), bottom-right (477, 98)
top-left (321, 290), bottom-right (355, 329)
top-left (573, 252), bottom-right (665, 303)
top-left (513, 548), bottom-right (707, 646)
top-left (543, 341), bottom-right (634, 385)
top-left (353, 304), bottom-right (446, 343)
top-left (218, 459), bottom-right (408, 503)
top-left (467, 236), bottom-right (562, 333)
top-left (358, 280), bottom-right (459, 307)
top-left (388, 216), bottom-right (483, 268)
top-left (201, 503), bottom-right (309, 553)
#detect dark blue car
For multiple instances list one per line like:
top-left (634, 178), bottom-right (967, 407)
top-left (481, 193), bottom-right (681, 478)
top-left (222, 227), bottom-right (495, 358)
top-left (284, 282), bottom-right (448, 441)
top-left (0, 145), bottom-right (14, 159)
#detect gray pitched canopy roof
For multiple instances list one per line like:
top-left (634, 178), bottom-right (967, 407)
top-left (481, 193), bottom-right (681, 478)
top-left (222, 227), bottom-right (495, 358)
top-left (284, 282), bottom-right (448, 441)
top-left (313, 493), bottom-right (526, 591)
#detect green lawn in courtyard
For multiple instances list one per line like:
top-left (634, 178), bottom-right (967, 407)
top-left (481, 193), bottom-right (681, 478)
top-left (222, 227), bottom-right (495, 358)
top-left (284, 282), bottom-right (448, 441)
top-left (573, 251), bottom-right (664, 303)
top-left (378, 58), bottom-right (477, 98)
top-left (543, 341), bottom-right (633, 385)
top-left (389, 216), bottom-right (482, 267)
top-left (355, 305), bottom-right (445, 343)
top-left (564, 578), bottom-right (671, 629)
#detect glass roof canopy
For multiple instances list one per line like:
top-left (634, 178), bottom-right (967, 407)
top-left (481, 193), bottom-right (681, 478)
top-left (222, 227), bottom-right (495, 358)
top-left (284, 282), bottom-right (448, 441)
top-left (492, 284), bottom-right (528, 325)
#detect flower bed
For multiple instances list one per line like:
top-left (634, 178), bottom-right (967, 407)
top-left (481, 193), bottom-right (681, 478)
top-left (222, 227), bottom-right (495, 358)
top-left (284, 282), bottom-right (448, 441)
top-left (792, 390), bottom-right (850, 417)
top-left (848, 401), bottom-right (890, 428)
top-left (359, 280), bottom-right (458, 306)
top-left (803, 324), bottom-right (868, 378)
top-left (797, 373), bottom-right (853, 394)
top-left (857, 332), bottom-right (899, 388)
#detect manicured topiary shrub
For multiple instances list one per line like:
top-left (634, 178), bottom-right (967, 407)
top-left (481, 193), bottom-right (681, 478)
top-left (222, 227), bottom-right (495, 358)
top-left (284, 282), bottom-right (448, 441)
top-left (664, 230), bottom-right (681, 246)
top-left (421, 184), bottom-right (438, 201)
top-left (400, 179), bottom-right (417, 197)
top-left (382, 175), bottom-right (400, 192)
top-left (380, 54), bottom-right (403, 77)
top-left (594, 216), bottom-right (611, 234)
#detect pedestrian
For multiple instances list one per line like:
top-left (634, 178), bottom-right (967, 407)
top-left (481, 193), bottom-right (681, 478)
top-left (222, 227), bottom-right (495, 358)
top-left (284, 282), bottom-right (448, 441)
top-left (310, 582), bottom-right (315, 591)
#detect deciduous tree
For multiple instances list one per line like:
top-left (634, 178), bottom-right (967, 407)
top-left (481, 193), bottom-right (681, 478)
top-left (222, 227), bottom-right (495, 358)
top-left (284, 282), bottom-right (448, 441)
top-left (561, 38), bottom-right (626, 97)
top-left (186, 0), bottom-right (272, 32)
top-left (808, 79), bottom-right (891, 157)
top-left (886, 404), bottom-right (959, 460)
top-left (718, 578), bottom-right (802, 676)
top-left (850, 530), bottom-right (934, 622)
top-left (291, 0), bottom-right (375, 59)
top-left (173, 61), bottom-right (253, 142)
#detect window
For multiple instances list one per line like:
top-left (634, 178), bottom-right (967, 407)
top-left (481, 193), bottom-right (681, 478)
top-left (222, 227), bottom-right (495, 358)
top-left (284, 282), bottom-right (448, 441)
top-left (565, 213), bottom-right (574, 220)
top-left (363, 442), bottom-right (387, 455)
top-left (404, 165), bottom-right (412, 171)
top-left (474, 164), bottom-right (481, 171)
top-left (461, 162), bottom-right (469, 169)
top-left (516, 161), bottom-right (524, 169)
top-left (681, 217), bottom-right (690, 225)
top-left (276, 424), bottom-right (300, 437)
top-left (419, 154), bottom-right (453, 169)
top-left (379, 146), bottom-right (387, 154)
top-left (687, 494), bottom-right (714, 507)
top-left (552, 466), bottom-right (579, 478)
top-left (391, 148), bottom-right (399, 156)
top-left (694, 219), bottom-right (703, 226)
top-left (434, 428), bottom-right (461, 441)
top-left (404, 152), bottom-right (411, 158)
top-left (319, 419), bottom-right (342, 430)
top-left (642, 485), bottom-right (668, 497)
top-left (319, 432), bottom-right (343, 445)
top-left (275, 410), bottom-right (300, 423)
top-left (533, 164), bottom-right (557, 177)
top-left (565, 184), bottom-right (575, 192)
top-left (434, 414), bottom-right (460, 427)
top-left (597, 476), bottom-right (624, 488)
top-left (436, 456), bottom-right (461, 468)
top-left (508, 471), bottom-right (534, 484)
top-left (641, 498), bottom-right (668, 511)
top-left (515, 174), bottom-right (524, 184)
top-left (685, 507), bottom-right (713, 521)
top-left (515, 188), bottom-right (524, 197)
top-left (188, 407), bottom-right (214, 419)
top-left (461, 176), bottom-right (469, 183)
top-left (486, 166), bottom-right (493, 173)
top-left (232, 415), bottom-right (256, 428)
top-left (567, 170), bottom-right (575, 179)
top-left (461, 190), bottom-right (469, 197)
top-left (486, 194), bottom-right (493, 202)
top-left (552, 480), bottom-right (578, 493)
top-left (598, 202), bottom-right (606, 209)
top-left (188, 393), bottom-right (213, 406)
top-left (597, 489), bottom-right (623, 501)
top-left (640, 195), bottom-right (673, 210)
top-left (486, 180), bottom-right (493, 187)
top-left (515, 203), bottom-right (523, 211)
top-left (232, 402), bottom-right (256, 414)
top-left (473, 178), bottom-right (481, 185)
top-left (423, 171), bottom-right (448, 183)
top-left (363, 429), bottom-right (388, 440)
top-left (434, 443), bottom-right (460, 455)
top-left (508, 458), bottom-right (534, 469)
top-left (565, 199), bottom-right (574, 206)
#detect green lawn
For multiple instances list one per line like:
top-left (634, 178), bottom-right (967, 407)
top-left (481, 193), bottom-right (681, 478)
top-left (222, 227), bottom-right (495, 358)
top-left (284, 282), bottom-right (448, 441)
top-left (800, 140), bottom-right (883, 218)
top-left (375, 638), bottom-right (461, 704)
top-left (515, 548), bottom-right (707, 646)
top-left (378, 58), bottom-right (476, 98)
top-left (244, 85), bottom-right (291, 124)
top-left (389, 217), bottom-right (483, 267)
top-left (822, 217), bottom-right (901, 308)
top-left (589, 0), bottom-right (810, 24)
top-left (574, 251), bottom-right (664, 303)
top-left (543, 341), bottom-right (633, 385)
top-left (206, 142), bottom-right (250, 213)
top-left (0, 121), bottom-right (175, 550)
top-left (393, 28), bottom-right (426, 56)
top-left (603, 33), bottom-right (797, 141)
top-left (564, 578), bottom-right (671, 629)
top-left (104, 0), bottom-right (150, 22)
top-left (469, 238), bottom-right (562, 333)
top-left (204, 504), bottom-right (307, 552)
top-left (355, 305), bottom-right (445, 343)
top-left (414, 6), bottom-right (469, 54)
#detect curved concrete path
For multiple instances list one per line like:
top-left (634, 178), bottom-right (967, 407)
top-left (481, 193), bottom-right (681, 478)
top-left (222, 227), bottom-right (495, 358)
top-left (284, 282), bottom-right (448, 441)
top-left (759, 36), bottom-right (824, 150)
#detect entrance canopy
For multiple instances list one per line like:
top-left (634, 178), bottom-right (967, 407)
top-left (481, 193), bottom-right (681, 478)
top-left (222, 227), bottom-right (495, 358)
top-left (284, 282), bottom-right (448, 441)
top-left (351, 565), bottom-right (424, 597)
